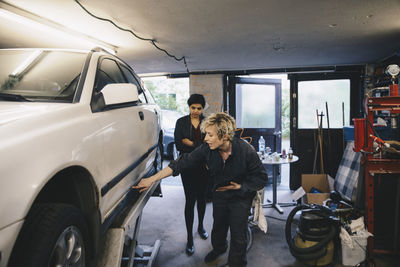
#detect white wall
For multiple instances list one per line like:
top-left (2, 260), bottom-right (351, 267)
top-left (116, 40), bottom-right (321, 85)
top-left (189, 74), bottom-right (223, 116)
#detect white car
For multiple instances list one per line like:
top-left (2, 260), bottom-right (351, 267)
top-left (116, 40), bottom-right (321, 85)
top-left (0, 48), bottom-right (163, 267)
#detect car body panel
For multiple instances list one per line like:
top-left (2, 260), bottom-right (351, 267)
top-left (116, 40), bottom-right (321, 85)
top-left (0, 221), bottom-right (23, 267)
top-left (0, 102), bottom-right (104, 227)
top-left (0, 48), bottom-right (162, 266)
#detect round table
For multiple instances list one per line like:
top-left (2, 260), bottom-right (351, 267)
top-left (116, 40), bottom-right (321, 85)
top-left (262, 155), bottom-right (299, 213)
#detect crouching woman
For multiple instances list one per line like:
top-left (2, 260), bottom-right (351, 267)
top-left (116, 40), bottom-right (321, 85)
top-left (133, 112), bottom-right (268, 267)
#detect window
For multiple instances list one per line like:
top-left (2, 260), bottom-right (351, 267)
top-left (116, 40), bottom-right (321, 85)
top-left (142, 76), bottom-right (189, 114)
top-left (235, 83), bottom-right (276, 128)
top-left (0, 50), bottom-right (86, 102)
top-left (298, 79), bottom-right (350, 128)
top-left (120, 65), bottom-right (146, 103)
top-left (94, 58), bottom-right (126, 92)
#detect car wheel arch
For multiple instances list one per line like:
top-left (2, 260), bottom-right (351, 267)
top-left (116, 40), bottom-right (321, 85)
top-left (28, 166), bottom-right (101, 259)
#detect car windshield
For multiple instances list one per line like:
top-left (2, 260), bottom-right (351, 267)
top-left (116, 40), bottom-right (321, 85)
top-left (0, 50), bottom-right (87, 103)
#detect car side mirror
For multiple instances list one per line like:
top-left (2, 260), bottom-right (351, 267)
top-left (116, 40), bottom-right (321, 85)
top-left (101, 83), bottom-right (139, 106)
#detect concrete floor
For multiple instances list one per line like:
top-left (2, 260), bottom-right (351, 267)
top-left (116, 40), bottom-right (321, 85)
top-left (137, 167), bottom-right (399, 267)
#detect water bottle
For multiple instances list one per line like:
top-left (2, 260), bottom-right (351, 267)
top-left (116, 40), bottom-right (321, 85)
top-left (258, 136), bottom-right (265, 154)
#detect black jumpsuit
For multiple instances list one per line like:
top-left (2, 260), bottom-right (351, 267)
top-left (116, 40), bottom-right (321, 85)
top-left (169, 137), bottom-right (268, 267)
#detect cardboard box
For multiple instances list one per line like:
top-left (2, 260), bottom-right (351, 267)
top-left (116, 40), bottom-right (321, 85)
top-left (301, 174), bottom-right (331, 204)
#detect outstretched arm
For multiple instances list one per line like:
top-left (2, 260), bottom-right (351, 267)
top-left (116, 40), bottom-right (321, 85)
top-left (132, 166), bottom-right (173, 192)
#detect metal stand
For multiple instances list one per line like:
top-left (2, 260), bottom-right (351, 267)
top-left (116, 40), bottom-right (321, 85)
top-left (262, 164), bottom-right (297, 213)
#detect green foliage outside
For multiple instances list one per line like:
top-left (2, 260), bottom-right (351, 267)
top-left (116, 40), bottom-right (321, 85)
top-left (143, 77), bottom-right (189, 115)
top-left (281, 86), bottom-right (290, 138)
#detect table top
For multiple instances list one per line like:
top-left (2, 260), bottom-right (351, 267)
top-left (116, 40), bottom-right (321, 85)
top-left (262, 155), bottom-right (299, 165)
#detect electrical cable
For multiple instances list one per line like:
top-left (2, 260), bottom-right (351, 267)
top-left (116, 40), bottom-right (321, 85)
top-left (74, 0), bottom-right (189, 73)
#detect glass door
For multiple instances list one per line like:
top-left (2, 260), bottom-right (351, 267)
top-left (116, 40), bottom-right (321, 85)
top-left (289, 71), bottom-right (362, 190)
top-left (228, 77), bottom-right (282, 181)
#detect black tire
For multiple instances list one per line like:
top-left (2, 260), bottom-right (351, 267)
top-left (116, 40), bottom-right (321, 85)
top-left (171, 143), bottom-right (178, 160)
top-left (9, 203), bottom-right (89, 267)
top-left (155, 143), bottom-right (163, 172)
top-left (167, 142), bottom-right (178, 160)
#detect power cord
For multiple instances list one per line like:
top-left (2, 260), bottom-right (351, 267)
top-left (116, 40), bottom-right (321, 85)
top-left (74, 0), bottom-right (189, 73)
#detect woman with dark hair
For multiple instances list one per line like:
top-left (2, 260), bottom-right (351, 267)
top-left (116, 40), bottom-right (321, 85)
top-left (173, 93), bottom-right (209, 255)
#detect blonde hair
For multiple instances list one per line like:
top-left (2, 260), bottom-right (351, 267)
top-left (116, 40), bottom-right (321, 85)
top-left (201, 112), bottom-right (236, 141)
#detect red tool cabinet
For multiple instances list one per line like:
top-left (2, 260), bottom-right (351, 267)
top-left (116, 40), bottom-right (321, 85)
top-left (363, 96), bottom-right (400, 255)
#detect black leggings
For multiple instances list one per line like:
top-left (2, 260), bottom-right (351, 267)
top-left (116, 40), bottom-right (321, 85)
top-left (181, 167), bottom-right (208, 243)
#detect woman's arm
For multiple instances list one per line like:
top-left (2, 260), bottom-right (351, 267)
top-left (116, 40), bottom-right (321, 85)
top-left (134, 144), bottom-right (207, 193)
top-left (182, 138), bottom-right (194, 147)
top-left (174, 118), bottom-right (187, 151)
top-left (132, 166), bottom-right (173, 192)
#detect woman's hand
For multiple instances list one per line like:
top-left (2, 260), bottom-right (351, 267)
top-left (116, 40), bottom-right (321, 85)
top-left (215, 181), bottom-right (241, 192)
top-left (182, 138), bottom-right (194, 147)
top-left (132, 177), bottom-right (155, 193)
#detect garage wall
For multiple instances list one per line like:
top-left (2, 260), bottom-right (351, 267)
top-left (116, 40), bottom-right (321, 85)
top-left (189, 74), bottom-right (223, 116)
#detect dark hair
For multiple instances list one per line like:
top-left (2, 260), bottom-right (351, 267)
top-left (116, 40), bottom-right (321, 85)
top-left (187, 94), bottom-right (205, 108)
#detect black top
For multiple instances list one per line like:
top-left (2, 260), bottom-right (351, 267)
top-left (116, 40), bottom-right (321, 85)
top-left (174, 114), bottom-right (205, 154)
top-left (169, 137), bottom-right (268, 199)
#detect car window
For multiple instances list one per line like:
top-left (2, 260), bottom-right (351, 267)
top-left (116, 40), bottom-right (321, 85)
top-left (0, 50), bottom-right (86, 102)
top-left (120, 64), bottom-right (146, 103)
top-left (94, 58), bottom-right (126, 92)
top-left (142, 82), bottom-right (156, 104)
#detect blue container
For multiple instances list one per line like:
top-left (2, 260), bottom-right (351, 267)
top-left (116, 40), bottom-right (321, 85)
top-left (343, 126), bottom-right (354, 141)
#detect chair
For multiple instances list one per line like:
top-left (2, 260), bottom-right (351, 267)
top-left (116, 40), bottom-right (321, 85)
top-left (234, 128), bottom-right (252, 144)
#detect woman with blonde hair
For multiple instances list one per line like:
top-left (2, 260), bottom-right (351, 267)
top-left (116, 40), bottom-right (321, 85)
top-left (134, 112), bottom-right (268, 267)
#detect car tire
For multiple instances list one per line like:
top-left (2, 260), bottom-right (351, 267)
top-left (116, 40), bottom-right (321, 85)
top-left (172, 143), bottom-right (179, 160)
top-left (9, 203), bottom-right (89, 267)
top-left (155, 143), bottom-right (163, 172)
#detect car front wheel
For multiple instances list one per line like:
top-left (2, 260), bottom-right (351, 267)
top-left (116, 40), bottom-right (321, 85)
top-left (9, 203), bottom-right (89, 267)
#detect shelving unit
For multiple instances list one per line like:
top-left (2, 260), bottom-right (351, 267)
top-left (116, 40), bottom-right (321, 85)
top-left (363, 96), bottom-right (400, 255)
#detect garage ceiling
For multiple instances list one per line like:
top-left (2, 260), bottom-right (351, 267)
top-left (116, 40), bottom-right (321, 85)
top-left (1, 0), bottom-right (400, 75)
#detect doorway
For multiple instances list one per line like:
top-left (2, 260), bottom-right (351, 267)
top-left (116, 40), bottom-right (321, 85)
top-left (289, 70), bottom-right (363, 190)
top-left (227, 76), bottom-right (282, 183)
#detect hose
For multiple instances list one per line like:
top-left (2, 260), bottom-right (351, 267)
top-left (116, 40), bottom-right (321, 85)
top-left (285, 205), bottom-right (337, 261)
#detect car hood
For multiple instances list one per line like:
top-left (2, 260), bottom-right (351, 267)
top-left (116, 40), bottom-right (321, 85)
top-left (0, 102), bottom-right (70, 126)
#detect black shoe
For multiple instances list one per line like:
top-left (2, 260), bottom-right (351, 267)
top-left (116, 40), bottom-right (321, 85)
top-left (198, 227), bottom-right (209, 240)
top-left (185, 242), bottom-right (194, 256)
top-left (204, 249), bottom-right (226, 263)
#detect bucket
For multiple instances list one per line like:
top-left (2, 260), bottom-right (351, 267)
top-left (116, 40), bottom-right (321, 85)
top-left (341, 235), bottom-right (367, 266)
top-left (294, 235), bottom-right (334, 266)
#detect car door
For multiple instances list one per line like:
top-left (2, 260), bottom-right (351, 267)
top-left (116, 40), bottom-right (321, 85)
top-left (91, 57), bottom-right (148, 219)
top-left (119, 63), bottom-right (160, 179)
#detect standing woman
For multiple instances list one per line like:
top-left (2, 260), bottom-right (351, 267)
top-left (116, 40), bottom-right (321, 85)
top-left (174, 93), bottom-right (209, 255)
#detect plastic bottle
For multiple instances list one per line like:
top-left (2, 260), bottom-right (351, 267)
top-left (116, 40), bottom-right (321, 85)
top-left (288, 147), bottom-right (293, 160)
top-left (258, 136), bottom-right (265, 154)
